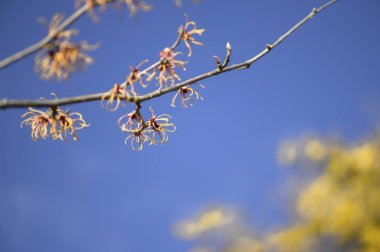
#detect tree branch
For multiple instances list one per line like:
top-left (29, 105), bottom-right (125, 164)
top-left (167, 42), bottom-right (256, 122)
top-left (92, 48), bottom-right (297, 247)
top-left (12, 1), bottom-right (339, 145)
top-left (0, 0), bottom-right (340, 109)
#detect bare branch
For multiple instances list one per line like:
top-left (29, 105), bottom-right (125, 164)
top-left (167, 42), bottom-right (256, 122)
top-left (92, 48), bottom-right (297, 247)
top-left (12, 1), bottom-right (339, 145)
top-left (0, 0), bottom-right (340, 109)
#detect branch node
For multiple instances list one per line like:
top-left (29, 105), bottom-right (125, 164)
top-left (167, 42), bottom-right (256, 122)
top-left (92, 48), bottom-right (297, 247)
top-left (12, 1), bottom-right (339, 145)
top-left (213, 56), bottom-right (222, 71)
top-left (311, 8), bottom-right (318, 16)
top-left (50, 105), bottom-right (59, 118)
top-left (134, 102), bottom-right (148, 129)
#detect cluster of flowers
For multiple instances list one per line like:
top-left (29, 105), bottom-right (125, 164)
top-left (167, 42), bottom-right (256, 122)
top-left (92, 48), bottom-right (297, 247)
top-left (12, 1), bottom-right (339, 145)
top-left (118, 108), bottom-right (176, 150)
top-left (100, 17), bottom-right (205, 149)
top-left (101, 59), bottom-right (154, 111)
top-left (35, 14), bottom-right (97, 80)
top-left (102, 16), bottom-right (205, 112)
top-left (35, 0), bottom-right (154, 80)
top-left (21, 95), bottom-right (89, 141)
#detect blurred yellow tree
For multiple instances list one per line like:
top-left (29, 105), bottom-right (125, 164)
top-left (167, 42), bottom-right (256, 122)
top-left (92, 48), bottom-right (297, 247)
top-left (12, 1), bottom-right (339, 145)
top-left (175, 133), bottom-right (380, 252)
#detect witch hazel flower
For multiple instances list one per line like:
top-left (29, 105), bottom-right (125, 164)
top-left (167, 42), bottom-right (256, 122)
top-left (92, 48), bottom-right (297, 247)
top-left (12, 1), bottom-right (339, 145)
top-left (101, 83), bottom-right (128, 112)
top-left (118, 110), bottom-right (143, 132)
top-left (154, 48), bottom-right (187, 88)
top-left (55, 108), bottom-right (90, 141)
top-left (182, 15), bottom-right (205, 56)
top-left (171, 84), bottom-right (204, 108)
top-left (21, 107), bottom-right (58, 141)
top-left (118, 110), bottom-right (149, 150)
top-left (146, 107), bottom-right (176, 145)
top-left (125, 59), bottom-right (154, 93)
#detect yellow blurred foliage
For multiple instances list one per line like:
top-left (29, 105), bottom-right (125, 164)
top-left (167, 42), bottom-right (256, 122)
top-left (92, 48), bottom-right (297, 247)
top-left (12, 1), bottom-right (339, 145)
top-left (305, 139), bottom-right (327, 161)
top-left (271, 136), bottom-right (380, 251)
top-left (225, 237), bottom-right (264, 252)
top-left (175, 208), bottom-right (235, 239)
top-left (177, 134), bottom-right (380, 252)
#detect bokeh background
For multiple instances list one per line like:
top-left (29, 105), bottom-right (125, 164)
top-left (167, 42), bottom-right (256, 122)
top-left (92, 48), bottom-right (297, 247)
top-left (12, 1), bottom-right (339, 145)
top-left (1, 0), bottom-right (380, 251)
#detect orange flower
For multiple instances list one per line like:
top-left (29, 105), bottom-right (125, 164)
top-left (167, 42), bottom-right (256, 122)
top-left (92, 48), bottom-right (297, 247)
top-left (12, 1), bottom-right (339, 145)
top-left (119, 110), bottom-right (149, 150)
top-left (182, 16), bottom-right (205, 56)
top-left (147, 107), bottom-right (176, 145)
top-left (171, 84), bottom-right (204, 108)
top-left (55, 108), bottom-right (90, 141)
top-left (126, 59), bottom-right (151, 93)
top-left (21, 108), bottom-right (58, 141)
top-left (124, 130), bottom-right (151, 151)
top-left (156, 48), bottom-right (187, 88)
top-left (101, 83), bottom-right (127, 111)
top-left (35, 14), bottom-right (98, 80)
top-left (118, 111), bottom-right (143, 132)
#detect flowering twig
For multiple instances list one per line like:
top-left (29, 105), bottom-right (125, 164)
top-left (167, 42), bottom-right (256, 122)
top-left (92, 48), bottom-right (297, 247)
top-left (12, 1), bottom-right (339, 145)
top-left (118, 25), bottom-right (185, 88)
top-left (0, 0), bottom-right (340, 109)
top-left (100, 24), bottom-right (186, 110)
top-left (0, 0), bottom-right (117, 69)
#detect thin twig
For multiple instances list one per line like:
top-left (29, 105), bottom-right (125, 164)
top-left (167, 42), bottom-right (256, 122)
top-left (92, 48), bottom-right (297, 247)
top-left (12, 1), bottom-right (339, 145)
top-left (0, 0), bottom-right (340, 109)
top-left (221, 42), bottom-right (232, 69)
top-left (0, 1), bottom-right (117, 69)
top-left (213, 42), bottom-right (230, 72)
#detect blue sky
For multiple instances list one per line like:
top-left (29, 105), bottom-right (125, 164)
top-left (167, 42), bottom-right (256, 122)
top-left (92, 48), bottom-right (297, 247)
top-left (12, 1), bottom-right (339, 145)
top-left (1, 0), bottom-right (380, 251)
